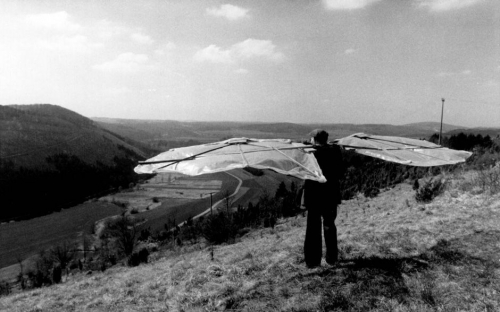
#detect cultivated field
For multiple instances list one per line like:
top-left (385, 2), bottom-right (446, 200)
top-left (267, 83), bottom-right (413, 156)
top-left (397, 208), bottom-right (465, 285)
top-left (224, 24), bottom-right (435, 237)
top-left (135, 169), bottom-right (292, 234)
top-left (100, 172), bottom-right (224, 213)
top-left (2, 168), bottom-right (499, 311)
top-left (0, 202), bottom-right (123, 281)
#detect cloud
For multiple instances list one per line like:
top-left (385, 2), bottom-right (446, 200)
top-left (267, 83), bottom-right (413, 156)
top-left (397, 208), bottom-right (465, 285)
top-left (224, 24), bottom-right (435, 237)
top-left (323, 0), bottom-right (382, 10)
top-left (233, 39), bottom-right (285, 61)
top-left (235, 68), bottom-right (249, 74)
top-left (436, 70), bottom-right (472, 77)
top-left (22, 12), bottom-right (104, 53)
top-left (194, 39), bottom-right (284, 64)
top-left (437, 72), bottom-right (454, 77)
top-left (93, 53), bottom-right (150, 73)
top-left (38, 34), bottom-right (102, 52)
top-left (25, 11), bottom-right (82, 32)
top-left (417, 0), bottom-right (484, 12)
top-left (206, 4), bottom-right (249, 20)
top-left (95, 20), bottom-right (128, 39)
top-left (131, 33), bottom-right (154, 45)
top-left (105, 87), bottom-right (131, 96)
top-left (344, 48), bottom-right (357, 54)
top-left (194, 45), bottom-right (233, 63)
top-left (478, 80), bottom-right (500, 99)
top-left (154, 42), bottom-right (177, 56)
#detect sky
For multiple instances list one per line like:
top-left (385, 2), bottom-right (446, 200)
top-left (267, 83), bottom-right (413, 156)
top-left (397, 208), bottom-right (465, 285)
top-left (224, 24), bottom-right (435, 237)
top-left (0, 0), bottom-right (499, 127)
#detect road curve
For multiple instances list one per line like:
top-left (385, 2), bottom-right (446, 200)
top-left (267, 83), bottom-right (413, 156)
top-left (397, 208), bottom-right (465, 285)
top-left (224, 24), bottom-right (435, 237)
top-left (177, 171), bottom-right (243, 227)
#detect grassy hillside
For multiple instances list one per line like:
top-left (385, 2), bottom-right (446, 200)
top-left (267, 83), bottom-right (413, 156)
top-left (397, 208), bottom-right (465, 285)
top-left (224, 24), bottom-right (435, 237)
top-left (2, 167), bottom-right (499, 311)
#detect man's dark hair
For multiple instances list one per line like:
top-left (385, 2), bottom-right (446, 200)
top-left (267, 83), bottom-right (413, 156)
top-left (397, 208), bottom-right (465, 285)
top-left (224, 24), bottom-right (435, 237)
top-left (309, 129), bottom-right (329, 144)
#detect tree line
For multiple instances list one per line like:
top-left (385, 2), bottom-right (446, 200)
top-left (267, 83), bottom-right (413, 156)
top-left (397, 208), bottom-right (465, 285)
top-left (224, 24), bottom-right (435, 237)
top-left (0, 145), bottom-right (148, 222)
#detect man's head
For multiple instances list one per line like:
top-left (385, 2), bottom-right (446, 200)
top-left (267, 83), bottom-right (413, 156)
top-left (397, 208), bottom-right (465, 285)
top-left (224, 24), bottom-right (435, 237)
top-left (309, 129), bottom-right (329, 145)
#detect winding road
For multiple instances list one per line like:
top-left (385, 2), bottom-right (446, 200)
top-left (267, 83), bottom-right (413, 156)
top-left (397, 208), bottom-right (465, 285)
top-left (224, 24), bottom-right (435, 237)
top-left (176, 171), bottom-right (244, 227)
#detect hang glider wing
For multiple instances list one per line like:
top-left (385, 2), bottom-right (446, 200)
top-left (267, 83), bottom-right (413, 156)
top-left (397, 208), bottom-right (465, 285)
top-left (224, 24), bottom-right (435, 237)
top-left (134, 138), bottom-right (326, 182)
top-left (335, 133), bottom-right (472, 167)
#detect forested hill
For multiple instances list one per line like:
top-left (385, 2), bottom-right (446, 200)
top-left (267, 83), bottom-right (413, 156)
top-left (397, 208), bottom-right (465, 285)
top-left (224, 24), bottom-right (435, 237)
top-left (0, 104), bottom-right (151, 169)
top-left (0, 104), bottom-right (153, 221)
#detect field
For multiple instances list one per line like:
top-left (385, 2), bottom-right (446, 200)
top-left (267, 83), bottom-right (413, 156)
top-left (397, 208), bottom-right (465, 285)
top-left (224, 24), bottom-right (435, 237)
top-left (134, 169), bottom-right (294, 234)
top-left (100, 172), bottom-right (224, 213)
top-left (130, 172), bottom-right (237, 232)
top-left (2, 168), bottom-right (499, 311)
top-left (0, 202), bottom-right (123, 281)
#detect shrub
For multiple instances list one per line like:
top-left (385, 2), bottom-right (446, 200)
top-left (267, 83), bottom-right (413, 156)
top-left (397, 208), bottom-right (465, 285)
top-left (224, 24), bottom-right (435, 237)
top-left (363, 187), bottom-right (380, 198)
top-left (202, 211), bottom-right (238, 244)
top-left (104, 215), bottom-right (137, 256)
top-left (0, 280), bottom-right (10, 296)
top-left (475, 163), bottom-right (500, 195)
top-left (127, 248), bottom-right (149, 267)
top-left (139, 228), bottom-right (152, 241)
top-left (50, 241), bottom-right (74, 272)
top-left (415, 177), bottom-right (446, 203)
top-left (52, 265), bottom-right (62, 284)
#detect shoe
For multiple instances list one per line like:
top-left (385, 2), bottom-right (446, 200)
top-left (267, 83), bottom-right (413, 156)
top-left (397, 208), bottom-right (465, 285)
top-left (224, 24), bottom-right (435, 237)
top-left (325, 258), bottom-right (337, 266)
top-left (306, 263), bottom-right (320, 269)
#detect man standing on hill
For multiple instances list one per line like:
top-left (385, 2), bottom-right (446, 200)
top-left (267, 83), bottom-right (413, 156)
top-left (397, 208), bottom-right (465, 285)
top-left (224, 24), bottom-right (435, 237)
top-left (301, 129), bottom-right (344, 268)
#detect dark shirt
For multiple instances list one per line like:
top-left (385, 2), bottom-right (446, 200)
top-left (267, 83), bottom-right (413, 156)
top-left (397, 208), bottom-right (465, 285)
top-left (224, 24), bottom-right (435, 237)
top-left (303, 144), bottom-right (344, 206)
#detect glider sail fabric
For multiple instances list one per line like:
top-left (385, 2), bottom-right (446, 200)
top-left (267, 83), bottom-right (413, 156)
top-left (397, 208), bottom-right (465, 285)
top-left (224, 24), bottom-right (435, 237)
top-left (335, 133), bottom-right (472, 167)
top-left (134, 138), bottom-right (326, 182)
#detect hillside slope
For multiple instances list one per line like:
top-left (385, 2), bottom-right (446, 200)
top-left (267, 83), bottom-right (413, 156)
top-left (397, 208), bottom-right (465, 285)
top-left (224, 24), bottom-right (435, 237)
top-left (0, 104), bottom-right (148, 169)
top-left (2, 169), bottom-right (499, 311)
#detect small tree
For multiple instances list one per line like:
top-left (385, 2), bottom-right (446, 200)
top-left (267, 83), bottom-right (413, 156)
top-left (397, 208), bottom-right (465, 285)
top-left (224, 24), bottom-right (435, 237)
top-left (223, 190), bottom-right (234, 214)
top-left (16, 255), bottom-right (26, 290)
top-left (105, 215), bottom-right (137, 257)
top-left (50, 241), bottom-right (74, 277)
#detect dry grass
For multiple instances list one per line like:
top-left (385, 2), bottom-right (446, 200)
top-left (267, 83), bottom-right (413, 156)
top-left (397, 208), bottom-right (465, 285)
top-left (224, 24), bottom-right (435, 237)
top-left (1, 170), bottom-right (499, 312)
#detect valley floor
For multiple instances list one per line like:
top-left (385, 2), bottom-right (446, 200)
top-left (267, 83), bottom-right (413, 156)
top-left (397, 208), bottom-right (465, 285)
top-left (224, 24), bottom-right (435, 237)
top-left (1, 172), bottom-right (499, 312)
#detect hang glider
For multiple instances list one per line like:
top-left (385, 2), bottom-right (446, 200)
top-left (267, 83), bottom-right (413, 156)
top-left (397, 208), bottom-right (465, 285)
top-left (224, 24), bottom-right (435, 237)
top-left (335, 133), bottom-right (473, 167)
top-left (135, 138), bottom-right (327, 182)
top-left (135, 134), bottom-right (472, 182)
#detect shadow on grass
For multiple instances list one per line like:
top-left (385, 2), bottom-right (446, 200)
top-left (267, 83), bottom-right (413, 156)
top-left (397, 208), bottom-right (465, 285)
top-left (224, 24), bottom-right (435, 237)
top-left (312, 256), bottom-right (429, 311)
top-left (303, 231), bottom-right (500, 311)
top-left (208, 231), bottom-right (500, 311)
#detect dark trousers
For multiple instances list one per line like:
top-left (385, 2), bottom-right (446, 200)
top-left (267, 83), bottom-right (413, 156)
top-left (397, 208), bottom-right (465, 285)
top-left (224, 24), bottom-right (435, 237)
top-left (304, 203), bottom-right (338, 267)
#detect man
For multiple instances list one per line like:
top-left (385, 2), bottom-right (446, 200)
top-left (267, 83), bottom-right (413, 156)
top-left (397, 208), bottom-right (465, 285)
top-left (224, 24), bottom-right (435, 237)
top-left (301, 129), bottom-right (344, 268)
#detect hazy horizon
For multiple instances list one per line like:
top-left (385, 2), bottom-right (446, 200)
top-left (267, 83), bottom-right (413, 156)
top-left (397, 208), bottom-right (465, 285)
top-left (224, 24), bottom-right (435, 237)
top-left (89, 115), bottom-right (469, 128)
top-left (1, 0), bottom-right (499, 127)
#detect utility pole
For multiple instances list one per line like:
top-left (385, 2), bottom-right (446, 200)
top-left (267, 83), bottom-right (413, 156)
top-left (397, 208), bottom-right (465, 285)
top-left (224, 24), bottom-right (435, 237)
top-left (210, 193), bottom-right (213, 215)
top-left (439, 98), bottom-right (445, 146)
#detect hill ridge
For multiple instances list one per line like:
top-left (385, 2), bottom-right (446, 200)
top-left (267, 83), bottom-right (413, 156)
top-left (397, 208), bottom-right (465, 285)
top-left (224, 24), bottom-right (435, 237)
top-left (0, 104), bottom-right (149, 168)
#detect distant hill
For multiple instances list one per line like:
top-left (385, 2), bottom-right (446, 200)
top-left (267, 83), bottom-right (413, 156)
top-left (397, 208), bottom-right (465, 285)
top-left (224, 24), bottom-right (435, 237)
top-left (0, 104), bottom-right (150, 169)
top-left (93, 118), bottom-right (467, 148)
top-left (403, 122), bottom-right (467, 134)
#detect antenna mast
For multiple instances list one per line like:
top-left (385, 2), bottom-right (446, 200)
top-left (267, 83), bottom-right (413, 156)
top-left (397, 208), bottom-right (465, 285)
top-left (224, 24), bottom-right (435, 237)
top-left (439, 98), bottom-right (445, 146)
